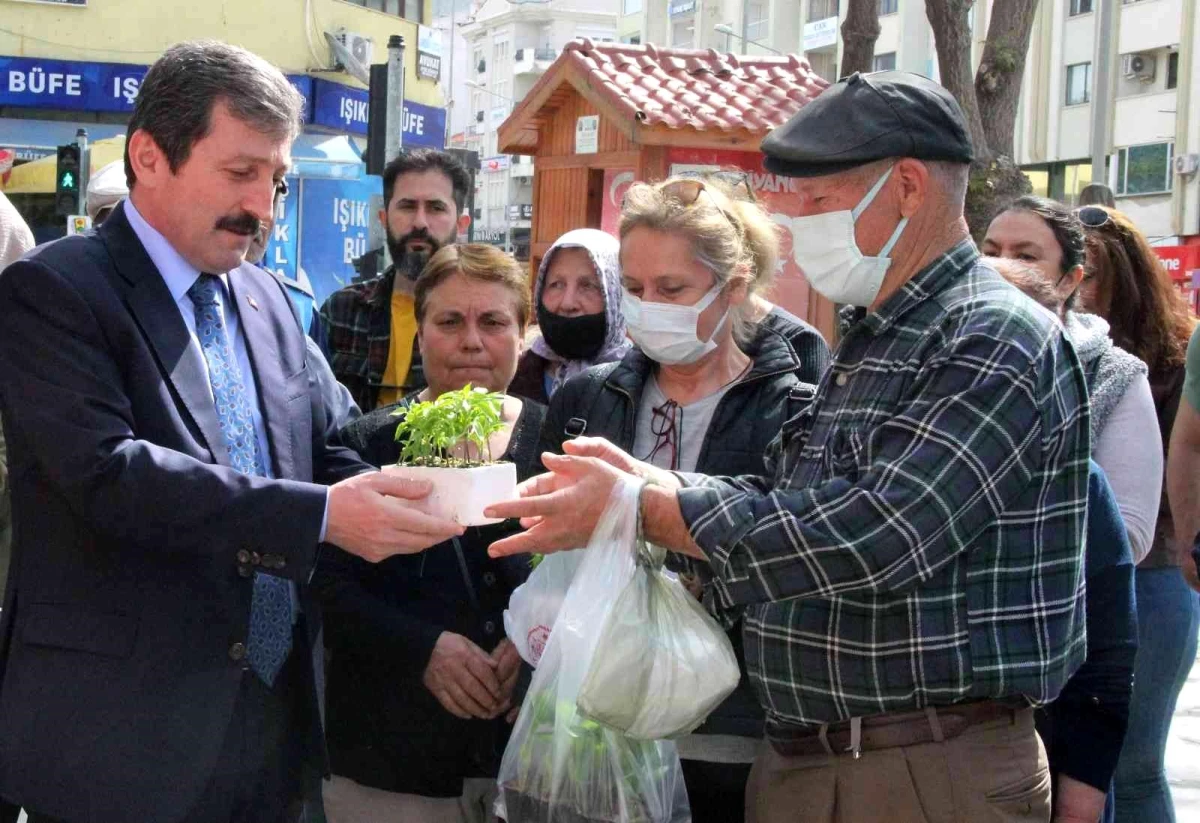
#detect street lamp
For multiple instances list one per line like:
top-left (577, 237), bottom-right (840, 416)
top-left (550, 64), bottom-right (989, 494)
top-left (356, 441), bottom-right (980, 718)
top-left (713, 23), bottom-right (783, 55)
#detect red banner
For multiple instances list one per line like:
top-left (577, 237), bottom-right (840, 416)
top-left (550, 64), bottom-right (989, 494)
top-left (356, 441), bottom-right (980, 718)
top-left (1154, 245), bottom-right (1200, 316)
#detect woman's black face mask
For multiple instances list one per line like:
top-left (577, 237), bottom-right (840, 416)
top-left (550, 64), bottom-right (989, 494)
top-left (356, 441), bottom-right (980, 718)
top-left (537, 303), bottom-right (608, 361)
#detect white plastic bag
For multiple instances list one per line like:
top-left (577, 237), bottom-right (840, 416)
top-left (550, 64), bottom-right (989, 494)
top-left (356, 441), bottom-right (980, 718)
top-left (495, 477), bottom-right (691, 823)
top-left (577, 539), bottom-right (739, 740)
top-left (504, 550), bottom-right (586, 667)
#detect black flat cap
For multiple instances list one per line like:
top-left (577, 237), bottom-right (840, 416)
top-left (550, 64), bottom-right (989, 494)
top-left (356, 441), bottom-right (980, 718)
top-left (761, 71), bottom-right (974, 178)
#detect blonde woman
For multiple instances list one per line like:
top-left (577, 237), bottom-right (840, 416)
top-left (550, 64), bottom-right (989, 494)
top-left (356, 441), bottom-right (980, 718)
top-left (535, 175), bottom-right (828, 823)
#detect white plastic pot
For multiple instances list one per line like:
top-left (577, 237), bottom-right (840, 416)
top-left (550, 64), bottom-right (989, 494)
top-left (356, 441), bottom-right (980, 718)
top-left (383, 462), bottom-right (517, 527)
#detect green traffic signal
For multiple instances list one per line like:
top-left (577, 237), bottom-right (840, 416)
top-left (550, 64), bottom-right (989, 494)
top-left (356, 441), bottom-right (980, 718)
top-left (55, 143), bottom-right (81, 217)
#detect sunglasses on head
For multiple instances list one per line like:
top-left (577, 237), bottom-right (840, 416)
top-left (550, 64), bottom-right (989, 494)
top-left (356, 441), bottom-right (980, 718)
top-left (659, 178), bottom-right (743, 234)
top-left (1076, 205), bottom-right (1112, 229)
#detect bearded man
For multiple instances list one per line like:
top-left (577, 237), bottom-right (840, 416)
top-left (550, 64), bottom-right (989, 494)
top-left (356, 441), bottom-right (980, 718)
top-left (318, 149), bottom-right (471, 410)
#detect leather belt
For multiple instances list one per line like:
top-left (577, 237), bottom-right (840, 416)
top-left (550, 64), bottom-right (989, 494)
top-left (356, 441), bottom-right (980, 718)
top-left (769, 698), bottom-right (1029, 759)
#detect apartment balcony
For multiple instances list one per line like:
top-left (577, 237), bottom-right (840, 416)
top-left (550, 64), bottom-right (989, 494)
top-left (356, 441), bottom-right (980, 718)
top-left (514, 46), bottom-right (557, 76)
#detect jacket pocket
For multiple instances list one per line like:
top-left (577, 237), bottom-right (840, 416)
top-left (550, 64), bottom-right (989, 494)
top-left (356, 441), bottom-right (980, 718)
top-left (22, 602), bottom-right (139, 658)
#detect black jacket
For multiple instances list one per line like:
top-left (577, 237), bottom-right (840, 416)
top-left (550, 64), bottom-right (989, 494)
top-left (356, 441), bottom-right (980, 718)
top-left (317, 397), bottom-right (546, 797)
top-left (538, 321), bottom-right (827, 740)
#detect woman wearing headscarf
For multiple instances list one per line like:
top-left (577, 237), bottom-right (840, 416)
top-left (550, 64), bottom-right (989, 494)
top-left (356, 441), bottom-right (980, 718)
top-left (509, 228), bottom-right (629, 404)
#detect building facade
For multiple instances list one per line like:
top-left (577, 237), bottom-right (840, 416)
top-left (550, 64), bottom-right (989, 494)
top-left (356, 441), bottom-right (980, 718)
top-left (455, 0), bottom-right (618, 260)
top-left (625, 0), bottom-right (1199, 255)
top-left (0, 0), bottom-right (448, 307)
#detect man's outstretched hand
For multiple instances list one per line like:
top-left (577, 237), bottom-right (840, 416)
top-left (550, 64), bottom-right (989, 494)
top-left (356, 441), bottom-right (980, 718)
top-left (326, 471), bottom-right (463, 562)
top-left (484, 437), bottom-right (691, 558)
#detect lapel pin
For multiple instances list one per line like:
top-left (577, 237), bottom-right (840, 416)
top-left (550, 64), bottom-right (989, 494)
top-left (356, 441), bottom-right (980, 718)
top-left (247, 296), bottom-right (260, 311)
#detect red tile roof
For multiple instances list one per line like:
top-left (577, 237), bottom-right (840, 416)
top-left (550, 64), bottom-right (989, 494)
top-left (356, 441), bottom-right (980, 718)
top-left (552, 38), bottom-right (828, 135)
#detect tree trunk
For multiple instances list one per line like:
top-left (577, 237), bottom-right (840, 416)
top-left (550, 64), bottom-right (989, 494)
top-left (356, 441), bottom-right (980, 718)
top-left (926, 0), bottom-right (1032, 240)
top-left (975, 0), bottom-right (1039, 158)
top-left (840, 0), bottom-right (882, 78)
top-left (924, 0), bottom-right (989, 163)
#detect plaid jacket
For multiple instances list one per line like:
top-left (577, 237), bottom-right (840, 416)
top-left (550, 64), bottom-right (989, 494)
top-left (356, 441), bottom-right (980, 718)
top-left (316, 268), bottom-right (425, 412)
top-left (677, 241), bottom-right (1091, 734)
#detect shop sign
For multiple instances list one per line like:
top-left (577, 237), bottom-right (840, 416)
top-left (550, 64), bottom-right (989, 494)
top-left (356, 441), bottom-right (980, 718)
top-left (507, 203), bottom-right (532, 220)
top-left (0, 55), bottom-right (146, 112)
top-left (299, 176), bottom-right (381, 307)
top-left (311, 78), bottom-right (445, 149)
top-left (0, 55), bottom-right (313, 119)
top-left (259, 174), bottom-right (301, 286)
top-left (481, 155), bottom-right (510, 172)
top-left (803, 17), bottom-right (838, 51)
top-left (1154, 245), bottom-right (1200, 280)
top-left (417, 26), bottom-right (442, 81)
top-left (669, 0), bottom-right (696, 16)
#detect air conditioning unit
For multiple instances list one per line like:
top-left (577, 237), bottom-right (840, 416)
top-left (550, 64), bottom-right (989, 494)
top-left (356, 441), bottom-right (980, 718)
top-left (337, 31), bottom-right (374, 66)
top-left (1174, 153), bottom-right (1199, 176)
top-left (1122, 52), bottom-right (1157, 81)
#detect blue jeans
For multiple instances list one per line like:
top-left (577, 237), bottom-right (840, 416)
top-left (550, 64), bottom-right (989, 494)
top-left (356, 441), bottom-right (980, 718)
top-left (1113, 567), bottom-right (1200, 822)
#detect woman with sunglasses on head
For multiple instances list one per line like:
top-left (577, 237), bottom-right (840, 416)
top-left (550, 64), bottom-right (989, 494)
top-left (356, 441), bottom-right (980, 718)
top-left (984, 198), bottom-right (1161, 562)
top-left (536, 175), bottom-right (828, 823)
top-left (984, 198), bottom-right (1152, 823)
top-left (509, 229), bottom-right (629, 405)
top-left (1072, 204), bottom-right (1199, 823)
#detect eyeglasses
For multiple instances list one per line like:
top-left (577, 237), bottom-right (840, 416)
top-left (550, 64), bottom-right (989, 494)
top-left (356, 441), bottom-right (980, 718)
top-left (274, 178), bottom-right (289, 200)
top-left (643, 399), bottom-right (681, 471)
top-left (1076, 206), bottom-right (1111, 229)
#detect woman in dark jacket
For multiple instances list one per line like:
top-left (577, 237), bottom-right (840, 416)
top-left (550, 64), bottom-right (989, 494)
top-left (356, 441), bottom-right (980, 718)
top-left (316, 244), bottom-right (544, 822)
top-left (539, 175), bottom-right (829, 823)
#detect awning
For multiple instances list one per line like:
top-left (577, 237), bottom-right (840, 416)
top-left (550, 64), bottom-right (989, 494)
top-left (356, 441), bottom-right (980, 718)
top-left (290, 133), bottom-right (363, 180)
top-left (1, 134), bottom-right (126, 194)
top-left (0, 118), bottom-right (127, 161)
top-left (1, 131), bottom-right (365, 193)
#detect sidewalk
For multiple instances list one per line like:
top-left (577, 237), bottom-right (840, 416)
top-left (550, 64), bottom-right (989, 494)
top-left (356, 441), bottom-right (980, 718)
top-left (1166, 648), bottom-right (1200, 819)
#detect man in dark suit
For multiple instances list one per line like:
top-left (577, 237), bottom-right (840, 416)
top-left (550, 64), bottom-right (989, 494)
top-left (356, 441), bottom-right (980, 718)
top-left (0, 41), bottom-right (463, 823)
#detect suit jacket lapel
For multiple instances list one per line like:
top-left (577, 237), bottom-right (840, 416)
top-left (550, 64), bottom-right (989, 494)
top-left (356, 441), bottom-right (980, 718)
top-left (227, 267), bottom-right (294, 479)
top-left (101, 204), bottom-right (232, 468)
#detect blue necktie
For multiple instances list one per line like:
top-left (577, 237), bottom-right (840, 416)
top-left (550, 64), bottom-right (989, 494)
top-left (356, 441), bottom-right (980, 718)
top-left (189, 274), bottom-right (293, 686)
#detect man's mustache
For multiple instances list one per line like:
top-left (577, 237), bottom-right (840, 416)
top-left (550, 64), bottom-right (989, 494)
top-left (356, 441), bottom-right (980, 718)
top-left (216, 213), bottom-right (262, 237)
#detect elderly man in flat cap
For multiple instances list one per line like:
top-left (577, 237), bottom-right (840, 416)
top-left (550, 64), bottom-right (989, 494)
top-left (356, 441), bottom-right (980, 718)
top-left (486, 71), bottom-right (1089, 823)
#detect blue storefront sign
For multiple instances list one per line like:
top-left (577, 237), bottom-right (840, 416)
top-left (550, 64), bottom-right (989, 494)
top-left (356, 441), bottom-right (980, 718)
top-left (310, 78), bottom-right (445, 149)
top-left (260, 174), bottom-right (302, 284)
top-left (0, 55), bottom-right (315, 122)
top-left (299, 175), bottom-right (381, 308)
top-left (0, 56), bottom-right (146, 112)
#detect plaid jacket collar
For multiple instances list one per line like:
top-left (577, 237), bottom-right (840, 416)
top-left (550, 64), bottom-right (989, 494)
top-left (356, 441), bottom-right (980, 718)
top-left (852, 238), bottom-right (980, 338)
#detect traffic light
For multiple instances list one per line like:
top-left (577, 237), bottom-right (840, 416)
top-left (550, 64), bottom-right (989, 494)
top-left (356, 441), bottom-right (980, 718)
top-left (55, 143), bottom-right (81, 217)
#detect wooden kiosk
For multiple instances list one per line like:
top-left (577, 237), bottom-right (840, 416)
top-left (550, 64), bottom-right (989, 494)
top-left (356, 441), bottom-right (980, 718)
top-left (497, 38), bottom-right (836, 339)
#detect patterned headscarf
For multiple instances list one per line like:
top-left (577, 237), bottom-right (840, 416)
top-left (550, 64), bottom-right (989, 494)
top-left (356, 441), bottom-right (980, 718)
top-left (530, 229), bottom-right (629, 396)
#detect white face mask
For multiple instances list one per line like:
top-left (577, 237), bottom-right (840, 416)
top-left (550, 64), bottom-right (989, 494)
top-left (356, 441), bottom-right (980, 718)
top-left (621, 283), bottom-right (730, 366)
top-left (788, 165), bottom-right (909, 307)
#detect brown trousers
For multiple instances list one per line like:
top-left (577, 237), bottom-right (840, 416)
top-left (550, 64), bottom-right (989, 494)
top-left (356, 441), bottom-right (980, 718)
top-left (746, 708), bottom-right (1050, 823)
